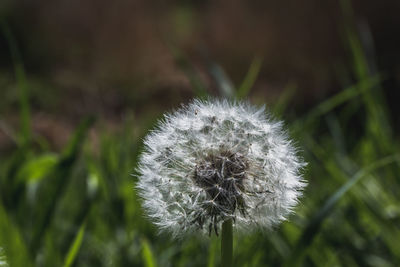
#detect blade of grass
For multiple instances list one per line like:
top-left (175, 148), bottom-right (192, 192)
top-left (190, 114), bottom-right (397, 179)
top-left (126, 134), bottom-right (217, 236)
top-left (16, 153), bottom-right (58, 184)
top-left (1, 20), bottom-right (31, 146)
top-left (0, 21), bottom-right (33, 209)
top-left (208, 63), bottom-right (235, 99)
top-left (291, 75), bottom-right (381, 133)
top-left (63, 220), bottom-right (87, 267)
top-left (207, 237), bottom-right (218, 267)
top-left (30, 117), bottom-right (94, 254)
top-left (141, 238), bottom-right (157, 267)
top-left (166, 42), bottom-right (208, 99)
top-left (1, 143), bottom-right (32, 211)
top-left (273, 82), bottom-right (297, 116)
top-left (340, 0), bottom-right (392, 151)
top-left (287, 154), bottom-right (400, 266)
top-left (236, 56), bottom-right (263, 99)
top-left (0, 201), bottom-right (32, 267)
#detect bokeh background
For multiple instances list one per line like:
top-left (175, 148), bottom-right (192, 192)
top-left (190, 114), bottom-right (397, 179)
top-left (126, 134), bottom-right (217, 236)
top-left (1, 0), bottom-right (400, 266)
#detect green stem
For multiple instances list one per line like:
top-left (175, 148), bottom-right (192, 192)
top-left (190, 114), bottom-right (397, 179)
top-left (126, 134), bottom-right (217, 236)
top-left (221, 219), bottom-right (233, 267)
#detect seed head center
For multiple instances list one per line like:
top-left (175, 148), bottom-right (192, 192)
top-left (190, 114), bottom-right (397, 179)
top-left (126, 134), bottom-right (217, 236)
top-left (192, 150), bottom-right (249, 234)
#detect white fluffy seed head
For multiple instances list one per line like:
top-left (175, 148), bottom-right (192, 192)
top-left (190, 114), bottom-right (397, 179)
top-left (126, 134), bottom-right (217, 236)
top-left (136, 99), bottom-right (306, 237)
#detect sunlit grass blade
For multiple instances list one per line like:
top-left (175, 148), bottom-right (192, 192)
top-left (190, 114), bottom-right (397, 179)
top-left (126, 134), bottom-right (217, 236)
top-left (236, 56), bottom-right (263, 99)
top-left (288, 154), bottom-right (400, 265)
top-left (16, 153), bottom-right (58, 184)
top-left (63, 221), bottom-right (86, 267)
top-left (141, 238), bottom-right (157, 267)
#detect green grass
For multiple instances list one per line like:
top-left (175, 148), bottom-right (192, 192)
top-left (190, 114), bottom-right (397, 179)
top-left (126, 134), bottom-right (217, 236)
top-left (1, 8), bottom-right (400, 267)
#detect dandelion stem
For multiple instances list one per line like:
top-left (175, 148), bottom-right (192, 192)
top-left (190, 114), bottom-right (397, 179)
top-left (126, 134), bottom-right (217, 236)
top-left (221, 219), bottom-right (233, 267)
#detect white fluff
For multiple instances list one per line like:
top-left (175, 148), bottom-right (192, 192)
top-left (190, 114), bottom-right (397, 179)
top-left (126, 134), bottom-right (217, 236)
top-left (136, 99), bottom-right (306, 237)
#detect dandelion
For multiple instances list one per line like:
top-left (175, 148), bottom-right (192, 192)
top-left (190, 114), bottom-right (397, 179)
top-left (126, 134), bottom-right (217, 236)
top-left (136, 99), bottom-right (306, 265)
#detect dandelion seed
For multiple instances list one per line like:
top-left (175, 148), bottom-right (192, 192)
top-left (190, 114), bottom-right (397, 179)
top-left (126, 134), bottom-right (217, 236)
top-left (136, 99), bottom-right (306, 237)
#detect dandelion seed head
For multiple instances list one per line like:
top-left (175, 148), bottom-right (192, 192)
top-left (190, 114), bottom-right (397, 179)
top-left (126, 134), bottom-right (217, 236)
top-left (136, 99), bottom-right (306, 237)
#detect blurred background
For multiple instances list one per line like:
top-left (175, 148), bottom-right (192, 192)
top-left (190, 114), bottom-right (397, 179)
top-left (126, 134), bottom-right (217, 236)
top-left (1, 0), bottom-right (400, 266)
